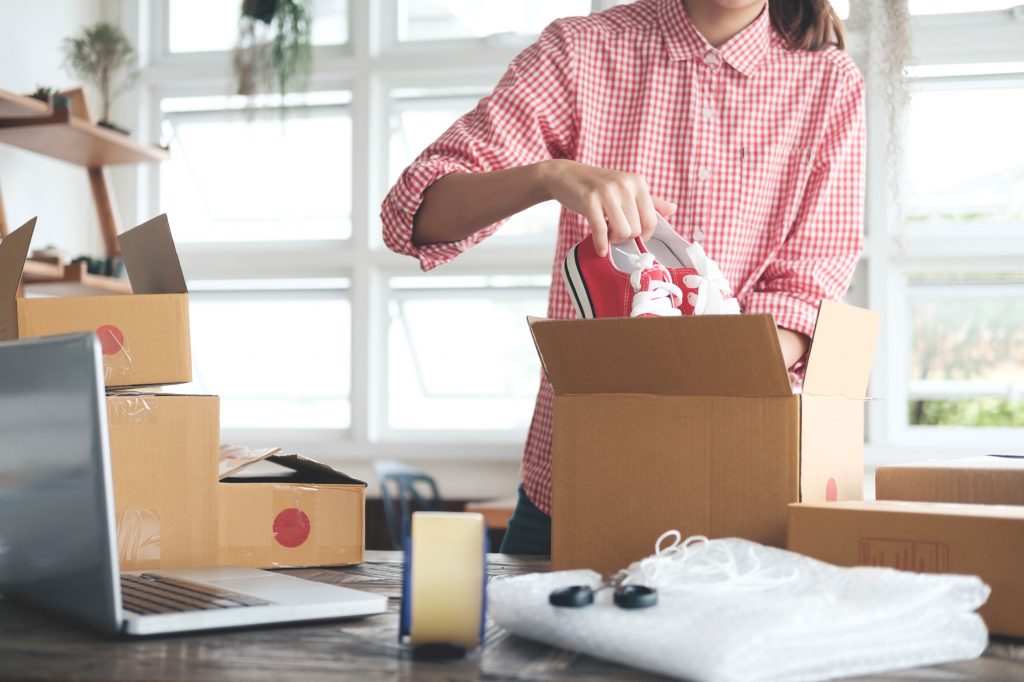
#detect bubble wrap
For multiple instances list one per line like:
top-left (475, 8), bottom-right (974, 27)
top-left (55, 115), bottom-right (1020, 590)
top-left (488, 538), bottom-right (990, 682)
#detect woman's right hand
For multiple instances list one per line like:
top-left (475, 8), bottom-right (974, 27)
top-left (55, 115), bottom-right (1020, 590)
top-left (537, 159), bottom-right (678, 257)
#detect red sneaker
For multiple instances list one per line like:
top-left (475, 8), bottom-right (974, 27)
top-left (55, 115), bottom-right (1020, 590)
top-left (562, 236), bottom-right (683, 319)
top-left (643, 217), bottom-right (740, 315)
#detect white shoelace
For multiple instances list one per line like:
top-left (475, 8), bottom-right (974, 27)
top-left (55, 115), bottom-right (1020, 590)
top-left (682, 243), bottom-right (741, 315)
top-left (625, 531), bottom-right (799, 594)
top-left (618, 250), bottom-right (683, 318)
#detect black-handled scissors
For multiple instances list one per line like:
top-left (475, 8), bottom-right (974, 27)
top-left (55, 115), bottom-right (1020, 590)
top-left (549, 571), bottom-right (657, 610)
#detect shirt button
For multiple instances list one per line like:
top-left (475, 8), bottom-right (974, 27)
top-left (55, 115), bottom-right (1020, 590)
top-left (694, 227), bottom-right (706, 242)
top-left (698, 166), bottom-right (711, 180)
top-left (703, 51), bottom-right (722, 68)
top-left (702, 107), bottom-right (715, 120)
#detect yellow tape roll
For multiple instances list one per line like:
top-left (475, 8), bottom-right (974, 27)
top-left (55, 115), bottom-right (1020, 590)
top-left (408, 512), bottom-right (486, 650)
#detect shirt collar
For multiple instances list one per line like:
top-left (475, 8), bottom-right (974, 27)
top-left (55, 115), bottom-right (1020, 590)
top-left (657, 0), bottom-right (772, 78)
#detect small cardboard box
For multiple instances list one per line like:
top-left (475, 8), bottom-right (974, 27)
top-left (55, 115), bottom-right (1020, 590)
top-left (876, 455), bottom-right (1024, 505)
top-left (217, 446), bottom-right (367, 569)
top-left (0, 214), bottom-right (191, 387)
top-left (788, 500), bottom-right (1024, 638)
top-left (529, 300), bottom-right (880, 574)
top-left (107, 393), bottom-right (220, 571)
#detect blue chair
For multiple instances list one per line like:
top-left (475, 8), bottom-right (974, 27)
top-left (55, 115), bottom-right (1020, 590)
top-left (373, 459), bottom-right (444, 550)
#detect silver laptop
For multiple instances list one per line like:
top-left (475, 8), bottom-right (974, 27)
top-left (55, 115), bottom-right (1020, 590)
top-left (0, 332), bottom-right (386, 636)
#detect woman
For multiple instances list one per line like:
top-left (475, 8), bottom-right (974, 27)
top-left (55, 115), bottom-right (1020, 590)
top-left (381, 0), bottom-right (864, 554)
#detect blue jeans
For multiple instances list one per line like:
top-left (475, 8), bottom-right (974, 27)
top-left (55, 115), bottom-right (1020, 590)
top-left (499, 485), bottom-right (551, 555)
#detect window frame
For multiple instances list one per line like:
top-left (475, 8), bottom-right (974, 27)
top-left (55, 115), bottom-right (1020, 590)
top-left (112, 1), bottom-right (1024, 467)
top-left (184, 285), bottom-right (354, 433)
top-left (383, 278), bottom-right (551, 440)
top-left (861, 5), bottom-right (1024, 466)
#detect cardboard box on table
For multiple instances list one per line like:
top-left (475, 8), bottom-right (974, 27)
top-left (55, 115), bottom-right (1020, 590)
top-left (107, 393), bottom-right (220, 571)
top-left (0, 214), bottom-right (191, 387)
top-left (217, 446), bottom-right (367, 569)
top-left (876, 455), bottom-right (1024, 505)
top-left (529, 300), bottom-right (880, 574)
top-left (788, 500), bottom-right (1024, 638)
top-left (107, 397), bottom-right (367, 570)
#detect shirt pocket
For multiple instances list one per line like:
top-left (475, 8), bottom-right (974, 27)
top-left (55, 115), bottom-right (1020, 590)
top-left (738, 144), bottom-right (814, 231)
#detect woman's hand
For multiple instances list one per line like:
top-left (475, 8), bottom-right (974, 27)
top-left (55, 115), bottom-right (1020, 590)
top-left (538, 159), bottom-right (677, 257)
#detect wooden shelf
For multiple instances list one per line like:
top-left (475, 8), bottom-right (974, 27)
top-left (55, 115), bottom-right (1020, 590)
top-left (0, 106), bottom-right (168, 166)
top-left (21, 259), bottom-right (64, 281)
top-left (0, 88), bottom-right (50, 119)
top-left (22, 261), bottom-right (131, 296)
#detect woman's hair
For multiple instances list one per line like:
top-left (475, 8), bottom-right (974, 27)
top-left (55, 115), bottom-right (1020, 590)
top-left (768, 0), bottom-right (846, 52)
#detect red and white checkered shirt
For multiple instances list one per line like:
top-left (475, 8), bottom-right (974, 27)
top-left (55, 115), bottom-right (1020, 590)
top-left (381, 0), bottom-right (865, 515)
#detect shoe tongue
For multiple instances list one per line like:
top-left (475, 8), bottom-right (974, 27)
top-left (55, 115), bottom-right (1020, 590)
top-left (642, 266), bottom-right (672, 287)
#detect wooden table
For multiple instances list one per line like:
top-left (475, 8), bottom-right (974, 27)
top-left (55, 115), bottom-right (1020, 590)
top-left (1, 551), bottom-right (1022, 681)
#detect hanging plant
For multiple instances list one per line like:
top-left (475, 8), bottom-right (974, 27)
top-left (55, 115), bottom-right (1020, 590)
top-left (233, 0), bottom-right (313, 101)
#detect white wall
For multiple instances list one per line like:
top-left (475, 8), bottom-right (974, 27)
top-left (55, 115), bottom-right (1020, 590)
top-left (0, 0), bottom-right (102, 256)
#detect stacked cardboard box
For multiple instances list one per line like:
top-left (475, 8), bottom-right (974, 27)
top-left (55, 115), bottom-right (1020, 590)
top-left (788, 500), bottom-right (1024, 638)
top-left (0, 215), bottom-right (366, 571)
top-left (876, 455), bottom-right (1024, 505)
top-left (0, 215), bottom-right (190, 387)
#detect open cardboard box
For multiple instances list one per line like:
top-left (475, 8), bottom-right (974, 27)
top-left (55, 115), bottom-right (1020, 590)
top-left (788, 500), bottom-right (1024, 638)
top-left (217, 445), bottom-right (367, 569)
top-left (0, 214), bottom-right (191, 387)
top-left (876, 455), bottom-right (1024, 505)
top-left (529, 300), bottom-right (881, 574)
top-left (109, 396), bottom-right (367, 571)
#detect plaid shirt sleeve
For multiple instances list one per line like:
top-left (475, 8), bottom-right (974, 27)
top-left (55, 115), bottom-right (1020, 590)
top-left (380, 22), bottom-right (577, 272)
top-left (739, 67), bottom-right (866, 342)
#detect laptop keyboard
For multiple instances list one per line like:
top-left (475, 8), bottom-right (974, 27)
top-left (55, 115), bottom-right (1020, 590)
top-left (121, 573), bottom-right (271, 615)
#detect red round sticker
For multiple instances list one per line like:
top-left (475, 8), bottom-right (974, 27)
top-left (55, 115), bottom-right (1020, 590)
top-left (273, 508), bottom-right (310, 548)
top-left (825, 477), bottom-right (838, 502)
top-left (95, 325), bottom-right (125, 356)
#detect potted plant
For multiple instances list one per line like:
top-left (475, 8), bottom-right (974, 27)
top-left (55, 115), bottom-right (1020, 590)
top-left (61, 22), bottom-right (138, 134)
top-left (29, 85), bottom-right (56, 103)
top-left (233, 0), bottom-right (313, 99)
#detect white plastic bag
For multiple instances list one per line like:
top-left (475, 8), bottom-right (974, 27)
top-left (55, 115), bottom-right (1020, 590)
top-left (488, 535), bottom-right (989, 682)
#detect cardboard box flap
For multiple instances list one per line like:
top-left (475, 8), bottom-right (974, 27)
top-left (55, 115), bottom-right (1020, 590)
top-left (218, 444), bottom-right (284, 479)
top-left (528, 314), bottom-right (792, 397)
top-left (265, 454), bottom-right (368, 486)
top-left (218, 444), bottom-right (366, 486)
top-left (802, 301), bottom-right (881, 398)
top-left (118, 214), bottom-right (188, 295)
top-left (0, 218), bottom-right (35, 340)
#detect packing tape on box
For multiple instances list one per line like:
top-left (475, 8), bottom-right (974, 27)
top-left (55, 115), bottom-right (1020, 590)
top-left (117, 508), bottom-right (161, 565)
top-left (106, 394), bottom-right (157, 425)
top-left (399, 512), bottom-right (488, 658)
top-left (96, 324), bottom-right (132, 383)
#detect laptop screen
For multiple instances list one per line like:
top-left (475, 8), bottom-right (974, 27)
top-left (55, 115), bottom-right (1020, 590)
top-left (0, 332), bottom-right (122, 634)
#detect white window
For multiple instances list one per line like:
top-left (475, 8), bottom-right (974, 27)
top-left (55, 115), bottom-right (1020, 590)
top-left (866, 2), bottom-right (1024, 459)
top-left (136, 0), bottom-right (578, 458)
top-left (386, 276), bottom-right (549, 433)
top-left (396, 0), bottom-right (592, 42)
top-left (168, 0), bottom-right (349, 53)
top-left (161, 93), bottom-right (354, 243)
top-left (906, 276), bottom-right (1024, 429)
top-left (125, 1), bottom-right (1022, 466)
top-left (185, 285), bottom-right (352, 430)
top-left (893, 70), bottom-right (1024, 438)
top-left (908, 1), bottom-right (1020, 15)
